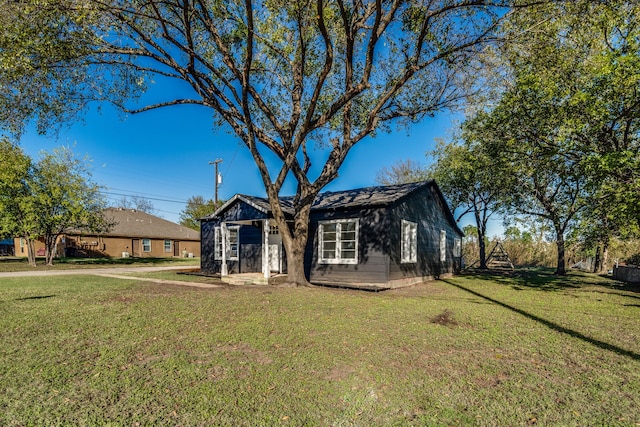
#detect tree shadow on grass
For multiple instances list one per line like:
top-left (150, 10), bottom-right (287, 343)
top-left (15, 295), bottom-right (56, 301)
top-left (465, 267), bottom-right (640, 296)
top-left (441, 278), bottom-right (640, 362)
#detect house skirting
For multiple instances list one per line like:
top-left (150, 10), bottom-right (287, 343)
top-left (217, 272), bottom-right (453, 290)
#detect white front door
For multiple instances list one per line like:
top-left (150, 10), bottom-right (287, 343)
top-left (268, 244), bottom-right (281, 273)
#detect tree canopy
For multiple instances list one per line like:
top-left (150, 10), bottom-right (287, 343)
top-left (0, 140), bottom-right (109, 266)
top-left (460, 0), bottom-right (640, 274)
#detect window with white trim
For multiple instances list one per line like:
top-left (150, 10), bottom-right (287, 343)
top-left (319, 219), bottom-right (358, 264)
top-left (142, 238), bottom-right (151, 253)
top-left (454, 238), bottom-right (462, 258)
top-left (401, 220), bottom-right (417, 263)
top-left (440, 230), bottom-right (447, 262)
top-left (227, 226), bottom-right (239, 260)
top-left (164, 239), bottom-right (172, 253)
top-left (214, 227), bottom-right (222, 260)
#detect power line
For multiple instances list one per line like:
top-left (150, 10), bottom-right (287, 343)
top-left (100, 190), bottom-right (187, 205)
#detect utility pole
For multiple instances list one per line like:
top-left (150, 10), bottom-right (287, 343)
top-left (209, 159), bottom-right (223, 204)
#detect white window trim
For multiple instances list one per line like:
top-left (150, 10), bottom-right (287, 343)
top-left (401, 220), bottom-right (418, 263)
top-left (440, 230), bottom-right (447, 262)
top-left (142, 238), bottom-right (152, 253)
top-left (227, 225), bottom-right (240, 261)
top-left (164, 239), bottom-right (172, 253)
top-left (214, 227), bottom-right (223, 260)
top-left (454, 238), bottom-right (462, 258)
top-left (318, 219), bottom-right (359, 265)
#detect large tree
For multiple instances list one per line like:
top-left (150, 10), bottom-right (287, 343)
top-left (428, 139), bottom-right (503, 269)
top-left (0, 138), bottom-right (38, 265)
top-left (0, 141), bottom-right (109, 266)
top-left (33, 146), bottom-right (109, 265)
top-left (2, 0), bottom-right (531, 285)
top-left (464, 1), bottom-right (640, 275)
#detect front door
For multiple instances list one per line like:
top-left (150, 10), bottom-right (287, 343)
top-left (173, 240), bottom-right (180, 257)
top-left (131, 239), bottom-right (139, 257)
top-left (268, 244), bottom-right (281, 273)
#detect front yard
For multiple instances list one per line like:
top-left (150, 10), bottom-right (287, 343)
top-left (0, 256), bottom-right (200, 272)
top-left (1, 269), bottom-right (638, 426)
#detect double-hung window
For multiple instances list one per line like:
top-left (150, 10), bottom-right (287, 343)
top-left (214, 226), bottom-right (239, 260)
top-left (401, 220), bottom-right (418, 263)
top-left (319, 219), bottom-right (358, 264)
top-left (164, 239), bottom-right (172, 253)
top-left (142, 238), bottom-right (152, 253)
top-left (228, 226), bottom-right (239, 260)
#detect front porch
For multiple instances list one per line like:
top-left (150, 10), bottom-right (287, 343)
top-left (216, 218), bottom-right (285, 279)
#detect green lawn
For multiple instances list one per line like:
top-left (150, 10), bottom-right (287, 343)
top-left (0, 256), bottom-right (200, 272)
top-left (1, 269), bottom-right (638, 426)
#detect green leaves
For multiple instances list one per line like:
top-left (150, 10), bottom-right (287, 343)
top-left (0, 142), bottom-right (108, 265)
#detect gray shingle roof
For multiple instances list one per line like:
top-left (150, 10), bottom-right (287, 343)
top-left (96, 208), bottom-right (200, 240)
top-left (312, 180), bottom-right (429, 210)
top-left (205, 180), bottom-right (435, 219)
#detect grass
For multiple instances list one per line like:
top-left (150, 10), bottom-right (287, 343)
top-left (0, 256), bottom-right (200, 272)
top-left (1, 268), bottom-right (639, 426)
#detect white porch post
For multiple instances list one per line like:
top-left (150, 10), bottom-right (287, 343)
top-left (263, 219), bottom-right (270, 279)
top-left (221, 222), bottom-right (228, 276)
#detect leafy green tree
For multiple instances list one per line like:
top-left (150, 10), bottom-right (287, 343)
top-left (428, 140), bottom-right (503, 269)
top-left (180, 196), bottom-right (221, 231)
top-left (33, 146), bottom-right (109, 265)
top-left (1, 0), bottom-right (518, 285)
top-left (0, 138), bottom-right (38, 265)
top-left (0, 1), bottom-right (139, 137)
top-left (0, 142), bottom-right (109, 266)
top-left (463, 0), bottom-right (640, 275)
top-left (466, 91), bottom-right (589, 275)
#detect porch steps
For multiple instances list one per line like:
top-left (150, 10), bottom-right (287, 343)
top-left (221, 273), bottom-right (287, 286)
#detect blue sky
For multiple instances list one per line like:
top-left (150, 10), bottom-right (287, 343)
top-left (18, 99), bottom-right (503, 236)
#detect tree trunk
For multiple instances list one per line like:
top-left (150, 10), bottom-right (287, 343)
top-left (275, 200), bottom-right (312, 287)
top-left (478, 232), bottom-right (487, 269)
top-left (601, 242), bottom-right (610, 274)
top-left (475, 209), bottom-right (487, 269)
top-left (25, 237), bottom-right (37, 267)
top-left (593, 245), bottom-right (601, 273)
top-left (554, 230), bottom-right (566, 276)
top-left (45, 235), bottom-right (57, 266)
